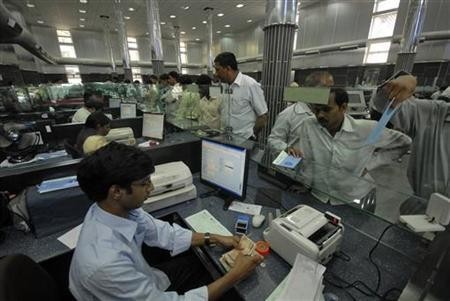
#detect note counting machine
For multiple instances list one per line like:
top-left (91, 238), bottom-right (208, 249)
top-left (263, 205), bottom-right (343, 265)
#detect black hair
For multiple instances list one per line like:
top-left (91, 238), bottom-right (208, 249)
top-left (150, 75), bottom-right (158, 81)
top-left (84, 111), bottom-right (110, 129)
top-left (84, 91), bottom-right (103, 109)
top-left (196, 74), bottom-right (212, 99)
top-left (133, 80), bottom-right (141, 84)
top-left (77, 142), bottom-right (155, 202)
top-left (178, 75), bottom-right (193, 85)
top-left (330, 87), bottom-right (349, 106)
top-left (159, 73), bottom-right (169, 81)
top-left (304, 71), bottom-right (333, 87)
top-left (124, 79), bottom-right (131, 84)
top-left (214, 52), bottom-right (238, 70)
top-left (168, 71), bottom-right (179, 80)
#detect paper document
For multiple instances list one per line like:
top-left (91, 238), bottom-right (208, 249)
top-left (228, 201), bottom-right (262, 216)
top-left (272, 150), bottom-right (302, 169)
top-left (37, 175), bottom-right (79, 194)
top-left (185, 209), bottom-right (233, 236)
top-left (365, 99), bottom-right (398, 145)
top-left (57, 224), bottom-right (83, 249)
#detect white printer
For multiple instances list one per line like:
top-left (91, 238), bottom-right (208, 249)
top-left (263, 205), bottom-right (344, 265)
top-left (143, 161), bottom-right (197, 212)
top-left (106, 127), bottom-right (136, 146)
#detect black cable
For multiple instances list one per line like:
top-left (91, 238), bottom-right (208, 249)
top-left (335, 250), bottom-right (351, 262)
top-left (369, 224), bottom-right (395, 293)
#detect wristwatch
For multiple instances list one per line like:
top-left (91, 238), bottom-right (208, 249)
top-left (204, 232), bottom-right (211, 246)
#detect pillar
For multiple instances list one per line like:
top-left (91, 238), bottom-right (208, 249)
top-left (145, 0), bottom-right (165, 75)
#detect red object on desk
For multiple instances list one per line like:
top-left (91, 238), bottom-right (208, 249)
top-left (255, 241), bottom-right (270, 256)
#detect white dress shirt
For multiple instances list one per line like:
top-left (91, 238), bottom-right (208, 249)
top-left (72, 107), bottom-right (91, 123)
top-left (291, 115), bottom-right (412, 204)
top-left (220, 72), bottom-right (268, 139)
top-left (69, 203), bottom-right (207, 301)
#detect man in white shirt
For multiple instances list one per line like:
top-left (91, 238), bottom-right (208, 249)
top-left (289, 88), bottom-right (411, 208)
top-left (72, 91), bottom-right (104, 123)
top-left (214, 52), bottom-right (268, 139)
top-left (267, 71), bottom-right (334, 157)
top-left (164, 71), bottom-right (183, 119)
top-left (70, 142), bottom-right (262, 301)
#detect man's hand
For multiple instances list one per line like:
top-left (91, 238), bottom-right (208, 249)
top-left (383, 75), bottom-right (417, 107)
top-left (212, 235), bottom-right (241, 249)
top-left (229, 253), bottom-right (264, 281)
top-left (287, 147), bottom-right (303, 158)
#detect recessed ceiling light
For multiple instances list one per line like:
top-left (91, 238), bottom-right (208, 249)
top-left (80, 18), bottom-right (85, 21)
top-left (169, 15), bottom-right (176, 19)
top-left (80, 0), bottom-right (88, 3)
top-left (216, 30), bottom-right (221, 34)
top-left (79, 9), bottom-right (86, 13)
top-left (79, 24), bottom-right (85, 28)
top-left (145, 32), bottom-right (149, 35)
top-left (217, 13), bottom-right (224, 17)
top-left (124, 16), bottom-right (130, 20)
top-left (247, 19), bottom-right (252, 23)
top-left (224, 24), bottom-right (231, 28)
top-left (37, 20), bottom-right (44, 24)
top-left (236, 4), bottom-right (245, 8)
top-left (183, 6), bottom-right (190, 10)
top-left (26, 3), bottom-right (35, 8)
top-left (180, 31), bottom-right (186, 34)
top-left (192, 26), bottom-right (196, 30)
top-left (195, 38), bottom-right (200, 41)
top-left (202, 20), bottom-right (207, 24)
top-left (128, 7), bottom-right (134, 11)
top-left (160, 22), bottom-right (166, 25)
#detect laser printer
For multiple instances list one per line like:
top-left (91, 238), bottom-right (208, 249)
top-left (106, 127), bottom-right (136, 146)
top-left (143, 161), bottom-right (197, 212)
top-left (263, 205), bottom-right (343, 265)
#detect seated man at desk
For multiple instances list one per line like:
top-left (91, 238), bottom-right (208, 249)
top-left (72, 91), bottom-right (104, 123)
top-left (267, 71), bottom-right (334, 157)
top-left (289, 88), bottom-right (412, 209)
top-left (70, 142), bottom-right (262, 300)
top-left (75, 112), bottom-right (110, 155)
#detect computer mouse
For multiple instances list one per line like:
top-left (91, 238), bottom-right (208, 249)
top-left (252, 214), bottom-right (266, 228)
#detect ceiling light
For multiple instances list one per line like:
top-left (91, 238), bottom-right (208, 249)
top-left (124, 16), bottom-right (130, 20)
top-left (195, 38), bottom-right (200, 41)
top-left (192, 26), bottom-right (196, 30)
top-left (183, 6), bottom-right (190, 10)
top-left (202, 20), bottom-right (207, 24)
top-left (145, 32), bottom-right (149, 35)
top-left (236, 4), bottom-right (245, 8)
top-left (26, 3), bottom-right (35, 8)
top-left (79, 24), bottom-right (85, 28)
top-left (224, 24), bottom-right (231, 28)
top-left (79, 9), bottom-right (86, 13)
top-left (160, 21), bottom-right (166, 25)
top-left (180, 31), bottom-right (186, 34)
top-left (217, 13), bottom-right (224, 17)
top-left (169, 15), bottom-right (176, 19)
top-left (128, 7), bottom-right (134, 11)
top-left (80, 18), bottom-right (85, 21)
top-left (247, 19), bottom-right (252, 23)
top-left (216, 30), bottom-right (221, 34)
top-left (80, 0), bottom-right (88, 3)
top-left (37, 20), bottom-right (44, 24)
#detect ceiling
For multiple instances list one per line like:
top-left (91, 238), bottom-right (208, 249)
top-left (5, 0), bottom-right (268, 42)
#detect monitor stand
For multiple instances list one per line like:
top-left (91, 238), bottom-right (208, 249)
top-left (199, 189), bottom-right (235, 210)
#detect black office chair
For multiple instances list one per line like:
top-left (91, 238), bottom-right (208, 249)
top-left (0, 254), bottom-right (59, 301)
top-left (63, 139), bottom-right (83, 159)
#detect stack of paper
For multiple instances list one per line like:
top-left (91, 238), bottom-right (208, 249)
top-left (37, 175), bottom-right (79, 194)
top-left (266, 253), bottom-right (326, 301)
top-left (219, 235), bottom-right (257, 271)
top-left (272, 151), bottom-right (302, 169)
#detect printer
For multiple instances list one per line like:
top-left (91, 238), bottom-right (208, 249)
top-left (143, 161), bottom-right (197, 212)
top-left (106, 127), bottom-right (136, 146)
top-left (263, 205), bottom-right (344, 265)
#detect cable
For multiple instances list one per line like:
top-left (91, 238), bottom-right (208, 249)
top-left (335, 250), bottom-right (351, 262)
top-left (368, 224), bottom-right (395, 293)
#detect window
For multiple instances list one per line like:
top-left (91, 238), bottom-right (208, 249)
top-left (56, 30), bottom-right (71, 37)
top-left (128, 37), bottom-right (139, 61)
top-left (56, 29), bottom-right (77, 58)
top-left (180, 41), bottom-right (187, 64)
top-left (58, 36), bottom-right (73, 44)
top-left (364, 41), bottom-right (391, 64)
top-left (368, 11), bottom-right (397, 39)
top-left (60, 45), bottom-right (77, 58)
top-left (373, 0), bottom-right (400, 13)
top-left (65, 66), bottom-right (81, 84)
top-left (132, 67), bottom-right (141, 82)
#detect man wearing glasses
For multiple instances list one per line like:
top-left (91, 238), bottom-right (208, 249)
top-left (69, 142), bottom-right (262, 300)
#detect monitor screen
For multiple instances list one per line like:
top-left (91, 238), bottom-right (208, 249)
top-left (347, 91), bottom-right (365, 105)
top-left (201, 139), bottom-right (248, 199)
top-left (142, 113), bottom-right (164, 140)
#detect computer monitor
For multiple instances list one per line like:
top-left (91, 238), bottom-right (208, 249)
top-left (142, 113), bottom-right (164, 140)
top-left (201, 138), bottom-right (249, 208)
top-left (347, 90), bottom-right (366, 107)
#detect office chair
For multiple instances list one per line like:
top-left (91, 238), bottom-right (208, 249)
top-left (0, 254), bottom-right (59, 301)
top-left (63, 139), bottom-right (83, 159)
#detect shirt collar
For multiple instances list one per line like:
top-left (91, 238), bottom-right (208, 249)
top-left (231, 72), bottom-right (243, 87)
top-left (92, 203), bottom-right (138, 243)
top-left (341, 114), bottom-right (355, 133)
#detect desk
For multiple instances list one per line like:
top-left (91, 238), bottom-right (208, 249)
top-left (0, 132), bottom-right (201, 193)
top-left (0, 162), bottom-right (428, 300)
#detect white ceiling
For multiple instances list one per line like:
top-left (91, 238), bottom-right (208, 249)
top-left (6, 0), bottom-right (268, 41)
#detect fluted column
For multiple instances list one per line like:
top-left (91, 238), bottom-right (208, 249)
top-left (173, 26), bottom-right (182, 73)
top-left (100, 15), bottom-right (116, 74)
top-left (145, 0), bottom-right (165, 75)
top-left (113, 0), bottom-right (132, 81)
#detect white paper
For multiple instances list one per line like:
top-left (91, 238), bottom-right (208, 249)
top-left (142, 113), bottom-right (164, 139)
top-left (57, 224), bottom-right (83, 249)
top-left (228, 201), bottom-right (262, 216)
top-left (109, 98), bottom-right (121, 108)
top-left (120, 103), bottom-right (137, 119)
top-left (185, 209), bottom-right (232, 236)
